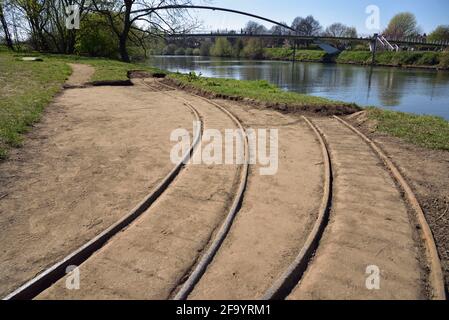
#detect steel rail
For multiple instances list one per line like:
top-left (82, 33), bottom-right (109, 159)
top-left (334, 115), bottom-right (446, 300)
top-left (152, 80), bottom-right (250, 301)
top-left (2, 82), bottom-right (204, 300)
top-left (262, 116), bottom-right (333, 300)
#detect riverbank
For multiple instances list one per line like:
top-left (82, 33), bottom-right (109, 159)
top-left (1, 49), bottom-right (448, 159)
top-left (263, 48), bottom-right (449, 70)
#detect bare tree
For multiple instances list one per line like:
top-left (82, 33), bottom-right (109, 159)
top-left (383, 12), bottom-right (420, 39)
top-left (324, 23), bottom-right (357, 38)
top-left (91, 0), bottom-right (198, 62)
top-left (291, 15), bottom-right (322, 36)
top-left (0, 0), bottom-right (14, 49)
top-left (243, 20), bottom-right (267, 35)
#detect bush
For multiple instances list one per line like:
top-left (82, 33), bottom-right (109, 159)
top-left (75, 14), bottom-right (119, 58)
top-left (439, 52), bottom-right (449, 68)
top-left (163, 44), bottom-right (177, 55)
top-left (185, 48), bottom-right (194, 55)
top-left (210, 38), bottom-right (233, 57)
top-left (200, 41), bottom-right (212, 56)
top-left (192, 48), bottom-right (201, 56)
top-left (417, 52), bottom-right (439, 65)
top-left (174, 48), bottom-right (185, 55)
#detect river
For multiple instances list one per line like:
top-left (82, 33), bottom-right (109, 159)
top-left (148, 55), bottom-right (449, 120)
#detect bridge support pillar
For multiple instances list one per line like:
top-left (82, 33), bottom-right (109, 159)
top-left (371, 33), bottom-right (378, 66)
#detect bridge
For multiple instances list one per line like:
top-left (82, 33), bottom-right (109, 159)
top-left (132, 5), bottom-right (449, 58)
top-left (166, 31), bottom-right (449, 48)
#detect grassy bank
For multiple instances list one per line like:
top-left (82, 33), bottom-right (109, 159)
top-left (336, 51), bottom-right (449, 69)
top-left (263, 48), bottom-right (449, 69)
top-left (366, 108), bottom-right (449, 151)
top-left (0, 53), bottom-right (71, 158)
top-left (264, 48), bottom-right (328, 62)
top-left (168, 72), bottom-right (359, 114)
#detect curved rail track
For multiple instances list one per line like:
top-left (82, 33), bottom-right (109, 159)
top-left (3, 77), bottom-right (444, 300)
top-left (333, 116), bottom-right (445, 300)
top-left (2, 83), bottom-right (204, 300)
top-left (148, 80), bottom-right (250, 300)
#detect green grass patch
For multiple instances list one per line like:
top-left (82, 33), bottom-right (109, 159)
top-left (0, 53), bottom-right (71, 158)
top-left (367, 108), bottom-right (449, 151)
top-left (169, 72), bottom-right (355, 108)
top-left (336, 50), bottom-right (449, 68)
top-left (264, 48), bottom-right (328, 62)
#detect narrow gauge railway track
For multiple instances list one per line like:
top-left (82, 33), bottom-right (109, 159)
top-left (2, 83), bottom-right (203, 300)
top-left (264, 115), bottom-right (445, 300)
top-left (145, 80), bottom-right (250, 300)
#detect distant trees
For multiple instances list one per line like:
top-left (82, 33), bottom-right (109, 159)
top-left (243, 21), bottom-right (267, 35)
top-left (242, 38), bottom-right (264, 59)
top-left (291, 15), bottom-right (322, 36)
top-left (210, 37), bottom-right (232, 57)
top-left (383, 12), bottom-right (420, 39)
top-left (324, 23), bottom-right (357, 38)
top-left (428, 25), bottom-right (449, 42)
top-left (199, 40), bottom-right (212, 56)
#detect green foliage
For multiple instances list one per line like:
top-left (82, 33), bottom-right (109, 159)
top-left (438, 52), bottom-right (449, 69)
top-left (210, 38), bottom-right (233, 57)
top-left (174, 47), bottom-right (186, 55)
top-left (383, 12), bottom-right (420, 38)
top-left (163, 44), bottom-right (177, 55)
top-left (75, 14), bottom-right (119, 58)
top-left (192, 48), bottom-right (201, 56)
top-left (242, 39), bottom-right (264, 59)
top-left (200, 41), bottom-right (212, 56)
top-left (367, 108), bottom-right (449, 151)
top-left (185, 48), bottom-right (194, 56)
top-left (428, 25), bottom-right (449, 42)
top-left (336, 50), bottom-right (448, 68)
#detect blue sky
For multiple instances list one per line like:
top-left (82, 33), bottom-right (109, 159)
top-left (193, 0), bottom-right (449, 35)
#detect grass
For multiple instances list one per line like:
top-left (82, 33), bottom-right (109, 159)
top-left (264, 48), bottom-right (328, 62)
top-left (0, 53), bottom-right (71, 158)
top-left (336, 50), bottom-right (449, 69)
top-left (367, 108), bottom-right (449, 151)
top-left (169, 72), bottom-right (356, 108)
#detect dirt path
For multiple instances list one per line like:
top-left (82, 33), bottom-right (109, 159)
top-left (287, 117), bottom-right (424, 300)
top-left (66, 64), bottom-right (95, 86)
top-left (37, 83), bottom-right (243, 299)
top-left (0, 71), bottom-right (195, 297)
top-left (186, 101), bottom-right (324, 300)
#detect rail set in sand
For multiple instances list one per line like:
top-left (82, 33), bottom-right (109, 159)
top-left (0, 66), bottom-right (446, 300)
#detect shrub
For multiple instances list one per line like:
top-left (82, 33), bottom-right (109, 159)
top-left (185, 48), bottom-right (194, 56)
top-left (174, 48), bottom-right (186, 55)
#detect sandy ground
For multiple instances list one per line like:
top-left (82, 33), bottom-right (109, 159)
top-left (287, 117), bottom-right (424, 300)
top-left (66, 64), bottom-right (94, 86)
top-left (347, 112), bottom-right (449, 295)
top-left (0, 67), bottom-right (195, 297)
top-left (188, 101), bottom-right (323, 300)
top-left (37, 86), bottom-right (243, 299)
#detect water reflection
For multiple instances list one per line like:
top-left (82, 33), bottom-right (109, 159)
top-left (148, 56), bottom-right (449, 119)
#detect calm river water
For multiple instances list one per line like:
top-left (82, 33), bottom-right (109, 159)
top-left (148, 55), bottom-right (449, 120)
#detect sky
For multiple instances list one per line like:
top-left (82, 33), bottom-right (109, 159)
top-left (192, 0), bottom-right (449, 35)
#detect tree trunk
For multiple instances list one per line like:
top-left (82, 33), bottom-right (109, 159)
top-left (0, 3), bottom-right (14, 50)
top-left (119, 0), bottom-right (133, 62)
